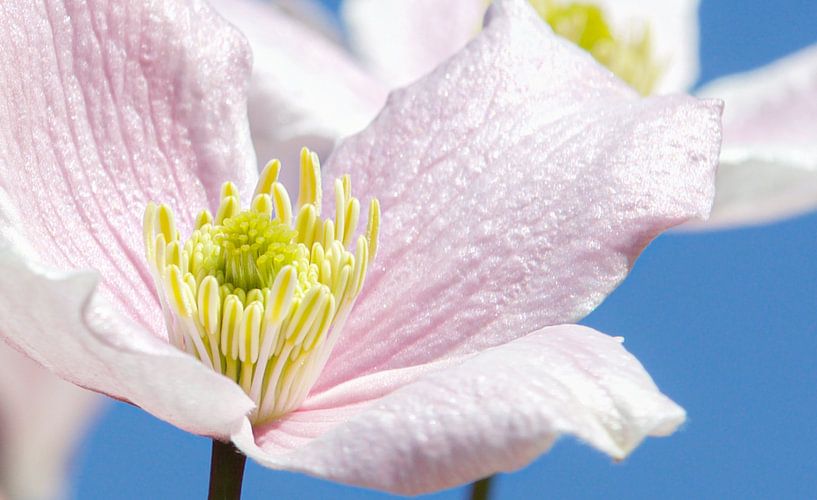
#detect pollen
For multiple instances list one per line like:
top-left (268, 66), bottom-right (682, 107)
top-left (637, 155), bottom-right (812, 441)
top-left (143, 148), bottom-right (380, 424)
top-left (529, 0), bottom-right (664, 95)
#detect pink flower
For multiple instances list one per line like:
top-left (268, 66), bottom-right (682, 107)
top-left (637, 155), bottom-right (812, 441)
top-left (0, 0), bottom-right (721, 494)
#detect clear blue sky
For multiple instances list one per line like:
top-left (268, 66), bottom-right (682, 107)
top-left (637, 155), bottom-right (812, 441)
top-left (73, 1), bottom-right (817, 498)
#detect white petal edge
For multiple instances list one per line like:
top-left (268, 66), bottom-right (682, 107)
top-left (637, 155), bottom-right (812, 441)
top-left (0, 244), bottom-right (253, 439)
top-left (694, 43), bottom-right (817, 228)
top-left (233, 325), bottom-right (685, 495)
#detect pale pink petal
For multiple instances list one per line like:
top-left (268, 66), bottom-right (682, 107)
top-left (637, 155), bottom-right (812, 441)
top-left (590, 0), bottom-right (700, 93)
top-left (0, 0), bottom-right (256, 339)
top-left (0, 344), bottom-right (99, 500)
top-left (233, 325), bottom-right (685, 494)
top-left (342, 0), bottom-right (486, 87)
top-left (318, 0), bottom-right (721, 388)
top-left (0, 247), bottom-right (253, 438)
top-left (696, 43), bottom-right (817, 228)
top-left (0, 0), bottom-right (257, 435)
top-left (210, 0), bottom-right (388, 190)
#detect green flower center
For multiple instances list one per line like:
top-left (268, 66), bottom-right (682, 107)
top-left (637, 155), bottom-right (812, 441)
top-left (144, 148), bottom-right (380, 424)
top-left (531, 0), bottom-right (663, 95)
top-left (211, 210), bottom-right (308, 292)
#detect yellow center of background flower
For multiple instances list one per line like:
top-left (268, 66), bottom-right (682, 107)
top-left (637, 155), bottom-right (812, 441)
top-left (529, 0), bottom-right (663, 95)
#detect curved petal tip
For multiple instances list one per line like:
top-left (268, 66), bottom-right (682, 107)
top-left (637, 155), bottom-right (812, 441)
top-left (0, 245), bottom-right (253, 439)
top-left (233, 326), bottom-right (684, 495)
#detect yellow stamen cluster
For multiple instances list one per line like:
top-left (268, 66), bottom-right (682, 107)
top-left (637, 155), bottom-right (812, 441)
top-left (529, 0), bottom-right (664, 95)
top-left (143, 148), bottom-right (380, 424)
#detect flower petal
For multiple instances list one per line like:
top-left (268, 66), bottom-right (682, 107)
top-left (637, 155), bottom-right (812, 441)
top-left (0, 0), bottom-right (256, 339)
top-left (589, 0), bottom-right (700, 93)
top-left (233, 325), bottom-right (684, 494)
top-left (210, 0), bottom-right (388, 189)
top-left (696, 43), bottom-right (817, 228)
top-left (0, 0), bottom-right (258, 437)
top-left (0, 343), bottom-right (99, 500)
top-left (342, 0), bottom-right (486, 87)
top-left (0, 246), bottom-right (253, 438)
top-left (318, 0), bottom-right (721, 387)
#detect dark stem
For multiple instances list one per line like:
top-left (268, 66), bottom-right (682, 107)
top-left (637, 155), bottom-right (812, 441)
top-left (208, 439), bottom-right (247, 500)
top-left (469, 476), bottom-right (494, 500)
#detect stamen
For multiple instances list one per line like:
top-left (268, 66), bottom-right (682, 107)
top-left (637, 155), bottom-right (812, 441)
top-left (144, 148), bottom-right (380, 424)
top-left (298, 148), bottom-right (322, 212)
top-left (272, 183), bottom-right (293, 226)
top-left (255, 159), bottom-right (281, 198)
top-left (195, 209), bottom-right (213, 229)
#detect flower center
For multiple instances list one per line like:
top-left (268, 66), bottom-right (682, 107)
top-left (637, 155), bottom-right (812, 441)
top-left (530, 0), bottom-right (663, 95)
top-left (143, 148), bottom-right (380, 424)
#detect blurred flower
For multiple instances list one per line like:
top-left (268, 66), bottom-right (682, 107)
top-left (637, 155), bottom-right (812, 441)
top-left (338, 0), bottom-right (816, 228)
top-left (0, 0), bottom-right (721, 494)
top-left (0, 344), bottom-right (99, 500)
top-left (213, 0), bottom-right (696, 182)
top-left (342, 0), bottom-right (700, 94)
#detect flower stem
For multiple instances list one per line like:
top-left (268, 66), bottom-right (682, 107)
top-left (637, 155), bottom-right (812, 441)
top-left (208, 439), bottom-right (247, 500)
top-left (469, 476), bottom-right (494, 500)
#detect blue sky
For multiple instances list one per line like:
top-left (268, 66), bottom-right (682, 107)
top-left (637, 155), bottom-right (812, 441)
top-left (73, 1), bottom-right (817, 498)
